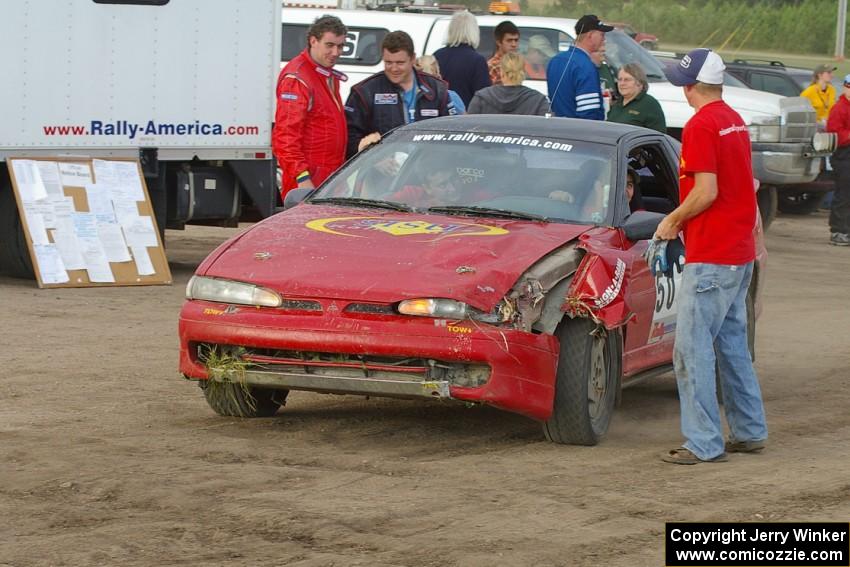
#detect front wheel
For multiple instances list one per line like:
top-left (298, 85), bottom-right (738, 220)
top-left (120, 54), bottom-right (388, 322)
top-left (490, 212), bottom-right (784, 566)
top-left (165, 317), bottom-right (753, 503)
top-left (200, 380), bottom-right (287, 418)
top-left (543, 318), bottom-right (622, 445)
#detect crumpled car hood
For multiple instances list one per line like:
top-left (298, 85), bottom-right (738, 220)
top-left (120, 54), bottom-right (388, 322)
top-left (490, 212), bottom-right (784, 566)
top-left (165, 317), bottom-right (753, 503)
top-left (201, 204), bottom-right (591, 311)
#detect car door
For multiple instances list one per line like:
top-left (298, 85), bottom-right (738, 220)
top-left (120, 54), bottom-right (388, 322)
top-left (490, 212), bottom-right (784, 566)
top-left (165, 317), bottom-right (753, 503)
top-left (617, 136), bottom-right (683, 379)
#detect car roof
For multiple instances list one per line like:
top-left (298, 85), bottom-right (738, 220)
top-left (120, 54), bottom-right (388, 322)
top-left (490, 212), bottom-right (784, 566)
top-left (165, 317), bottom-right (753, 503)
top-left (401, 114), bottom-right (652, 144)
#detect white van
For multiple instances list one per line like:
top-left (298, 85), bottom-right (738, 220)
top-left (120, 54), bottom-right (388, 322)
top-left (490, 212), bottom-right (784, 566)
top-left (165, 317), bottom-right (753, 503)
top-left (281, 8), bottom-right (830, 221)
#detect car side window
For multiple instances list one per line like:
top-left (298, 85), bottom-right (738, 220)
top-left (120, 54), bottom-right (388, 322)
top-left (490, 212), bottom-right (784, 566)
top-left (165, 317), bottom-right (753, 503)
top-left (282, 24), bottom-right (387, 66)
top-left (477, 27), bottom-right (571, 81)
top-left (622, 142), bottom-right (679, 223)
top-left (748, 71), bottom-right (802, 97)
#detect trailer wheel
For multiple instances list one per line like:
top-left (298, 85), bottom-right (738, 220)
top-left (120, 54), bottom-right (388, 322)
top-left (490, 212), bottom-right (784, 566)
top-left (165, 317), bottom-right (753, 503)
top-left (200, 380), bottom-right (286, 418)
top-left (543, 318), bottom-right (622, 445)
top-left (777, 191), bottom-right (823, 215)
top-left (0, 176), bottom-right (35, 279)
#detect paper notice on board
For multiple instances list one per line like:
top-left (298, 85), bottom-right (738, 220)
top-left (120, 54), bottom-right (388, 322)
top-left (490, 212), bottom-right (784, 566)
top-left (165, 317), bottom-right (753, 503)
top-left (33, 244), bottom-right (69, 284)
top-left (85, 183), bottom-right (117, 223)
top-left (12, 160), bottom-right (49, 202)
top-left (97, 221), bottom-right (132, 263)
top-left (73, 212), bottom-right (115, 281)
top-left (131, 245), bottom-right (156, 276)
top-left (25, 200), bottom-right (57, 230)
top-left (92, 159), bottom-right (118, 185)
top-left (50, 228), bottom-right (86, 271)
top-left (113, 161), bottom-right (145, 200)
top-left (73, 212), bottom-right (99, 239)
top-left (35, 161), bottom-right (65, 202)
top-left (58, 162), bottom-right (93, 187)
top-left (24, 209), bottom-right (50, 245)
top-left (111, 196), bottom-right (140, 226)
top-left (122, 215), bottom-right (158, 248)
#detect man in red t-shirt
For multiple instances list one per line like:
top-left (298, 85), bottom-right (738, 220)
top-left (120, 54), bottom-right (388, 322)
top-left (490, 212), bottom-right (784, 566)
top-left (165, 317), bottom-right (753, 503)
top-left (655, 48), bottom-right (768, 465)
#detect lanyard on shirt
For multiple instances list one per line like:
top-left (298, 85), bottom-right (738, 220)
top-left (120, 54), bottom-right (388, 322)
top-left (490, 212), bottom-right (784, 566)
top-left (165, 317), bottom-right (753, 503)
top-left (403, 76), bottom-right (418, 124)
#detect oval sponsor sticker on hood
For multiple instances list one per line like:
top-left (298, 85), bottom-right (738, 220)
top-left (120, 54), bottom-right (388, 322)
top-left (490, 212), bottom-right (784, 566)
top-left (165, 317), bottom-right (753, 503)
top-left (305, 216), bottom-right (508, 240)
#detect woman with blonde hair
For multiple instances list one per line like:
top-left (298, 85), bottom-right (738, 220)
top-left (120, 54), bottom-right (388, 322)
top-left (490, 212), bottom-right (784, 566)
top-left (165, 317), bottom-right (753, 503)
top-left (801, 64), bottom-right (837, 126)
top-left (415, 55), bottom-right (466, 114)
top-left (433, 11), bottom-right (491, 107)
top-left (468, 52), bottom-right (549, 116)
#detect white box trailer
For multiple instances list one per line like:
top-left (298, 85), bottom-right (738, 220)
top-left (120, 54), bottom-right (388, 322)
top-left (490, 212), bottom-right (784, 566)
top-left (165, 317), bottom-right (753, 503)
top-left (0, 0), bottom-right (282, 276)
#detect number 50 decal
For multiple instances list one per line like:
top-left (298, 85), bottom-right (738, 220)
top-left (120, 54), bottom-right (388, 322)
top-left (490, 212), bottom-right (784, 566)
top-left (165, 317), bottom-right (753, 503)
top-left (655, 272), bottom-right (676, 312)
top-left (647, 264), bottom-right (684, 344)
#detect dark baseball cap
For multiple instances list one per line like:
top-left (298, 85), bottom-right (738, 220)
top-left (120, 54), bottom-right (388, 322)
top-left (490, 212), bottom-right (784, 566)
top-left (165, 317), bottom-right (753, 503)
top-left (575, 15), bottom-right (614, 35)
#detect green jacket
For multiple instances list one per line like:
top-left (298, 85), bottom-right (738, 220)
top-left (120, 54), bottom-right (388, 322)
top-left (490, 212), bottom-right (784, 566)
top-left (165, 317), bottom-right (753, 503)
top-left (607, 91), bottom-right (666, 133)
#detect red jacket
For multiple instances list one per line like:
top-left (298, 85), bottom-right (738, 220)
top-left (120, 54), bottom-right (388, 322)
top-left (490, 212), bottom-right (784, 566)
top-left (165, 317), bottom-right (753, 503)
top-left (827, 94), bottom-right (850, 149)
top-left (273, 49), bottom-right (348, 197)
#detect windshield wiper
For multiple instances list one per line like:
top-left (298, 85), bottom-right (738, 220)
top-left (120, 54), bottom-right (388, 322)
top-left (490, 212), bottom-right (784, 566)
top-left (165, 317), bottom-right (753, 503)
top-left (310, 197), bottom-right (412, 212)
top-left (426, 205), bottom-right (548, 222)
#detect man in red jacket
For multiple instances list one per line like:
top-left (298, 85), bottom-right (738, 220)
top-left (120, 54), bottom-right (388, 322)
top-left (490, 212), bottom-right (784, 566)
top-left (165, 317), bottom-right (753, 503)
top-left (273, 16), bottom-right (348, 200)
top-left (826, 74), bottom-right (850, 246)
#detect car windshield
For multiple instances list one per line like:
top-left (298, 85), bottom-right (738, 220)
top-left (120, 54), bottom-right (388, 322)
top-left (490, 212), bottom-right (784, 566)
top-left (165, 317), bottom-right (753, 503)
top-left (724, 72), bottom-right (749, 88)
top-left (604, 30), bottom-right (667, 82)
top-left (311, 130), bottom-right (616, 224)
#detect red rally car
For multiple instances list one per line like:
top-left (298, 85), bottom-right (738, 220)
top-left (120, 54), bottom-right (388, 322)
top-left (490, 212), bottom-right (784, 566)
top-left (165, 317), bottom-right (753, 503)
top-left (179, 115), bottom-right (767, 445)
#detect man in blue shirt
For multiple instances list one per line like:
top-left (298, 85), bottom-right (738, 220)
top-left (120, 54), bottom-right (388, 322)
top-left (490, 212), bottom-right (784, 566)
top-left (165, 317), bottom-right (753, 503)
top-left (547, 14), bottom-right (613, 120)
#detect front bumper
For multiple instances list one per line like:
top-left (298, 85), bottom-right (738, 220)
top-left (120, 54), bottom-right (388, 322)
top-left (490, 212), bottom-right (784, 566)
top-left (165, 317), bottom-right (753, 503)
top-left (179, 300), bottom-right (560, 421)
top-left (751, 143), bottom-right (826, 185)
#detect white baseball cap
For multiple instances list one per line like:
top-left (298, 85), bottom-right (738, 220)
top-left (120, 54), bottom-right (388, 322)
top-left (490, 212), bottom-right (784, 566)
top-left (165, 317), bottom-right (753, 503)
top-left (667, 48), bottom-right (725, 86)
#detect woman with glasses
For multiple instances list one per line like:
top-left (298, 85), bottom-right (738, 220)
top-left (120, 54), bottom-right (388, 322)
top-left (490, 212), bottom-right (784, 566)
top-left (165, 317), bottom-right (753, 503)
top-left (607, 63), bottom-right (666, 133)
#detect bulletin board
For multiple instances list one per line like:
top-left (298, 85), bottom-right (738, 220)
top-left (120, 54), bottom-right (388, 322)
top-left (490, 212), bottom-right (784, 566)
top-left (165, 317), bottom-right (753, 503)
top-left (7, 157), bottom-right (172, 288)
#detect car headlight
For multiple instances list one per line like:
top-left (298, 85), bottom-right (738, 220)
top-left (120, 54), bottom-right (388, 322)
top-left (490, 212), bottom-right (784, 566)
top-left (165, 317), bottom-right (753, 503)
top-left (748, 115), bottom-right (782, 143)
top-left (812, 131), bottom-right (837, 153)
top-left (397, 298), bottom-right (515, 324)
top-left (186, 276), bottom-right (282, 307)
top-left (398, 298), bottom-right (468, 318)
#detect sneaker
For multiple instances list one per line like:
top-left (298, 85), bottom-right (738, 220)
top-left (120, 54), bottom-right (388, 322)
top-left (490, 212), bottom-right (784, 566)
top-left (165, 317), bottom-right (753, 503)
top-left (830, 232), bottom-right (850, 246)
top-left (725, 439), bottom-right (766, 453)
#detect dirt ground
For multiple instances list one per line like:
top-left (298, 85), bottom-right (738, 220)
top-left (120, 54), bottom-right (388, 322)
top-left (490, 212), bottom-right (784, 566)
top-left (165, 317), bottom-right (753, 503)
top-left (2, 211), bottom-right (848, 567)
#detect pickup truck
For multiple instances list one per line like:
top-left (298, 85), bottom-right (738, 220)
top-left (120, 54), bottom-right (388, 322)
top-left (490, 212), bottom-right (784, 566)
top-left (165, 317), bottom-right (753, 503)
top-left (282, 8), bottom-right (834, 228)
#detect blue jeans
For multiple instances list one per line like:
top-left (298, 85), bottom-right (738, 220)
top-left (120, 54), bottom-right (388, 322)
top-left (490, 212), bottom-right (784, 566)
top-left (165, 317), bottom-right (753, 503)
top-left (673, 262), bottom-right (768, 460)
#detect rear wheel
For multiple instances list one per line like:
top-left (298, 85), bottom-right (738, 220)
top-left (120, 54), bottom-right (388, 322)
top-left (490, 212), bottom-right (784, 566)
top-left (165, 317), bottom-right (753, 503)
top-left (200, 380), bottom-right (287, 418)
top-left (777, 191), bottom-right (823, 215)
top-left (543, 318), bottom-right (622, 445)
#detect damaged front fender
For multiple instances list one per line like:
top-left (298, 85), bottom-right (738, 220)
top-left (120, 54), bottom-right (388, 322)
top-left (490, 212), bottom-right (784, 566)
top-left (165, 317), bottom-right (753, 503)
top-left (564, 232), bottom-right (635, 330)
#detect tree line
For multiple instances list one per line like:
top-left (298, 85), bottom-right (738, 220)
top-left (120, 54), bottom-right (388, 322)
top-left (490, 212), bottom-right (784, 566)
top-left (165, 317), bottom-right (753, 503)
top-left (524, 0), bottom-right (846, 55)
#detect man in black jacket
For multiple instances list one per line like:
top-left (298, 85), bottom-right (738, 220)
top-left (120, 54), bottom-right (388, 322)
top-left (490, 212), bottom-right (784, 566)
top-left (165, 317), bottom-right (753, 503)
top-left (345, 31), bottom-right (456, 158)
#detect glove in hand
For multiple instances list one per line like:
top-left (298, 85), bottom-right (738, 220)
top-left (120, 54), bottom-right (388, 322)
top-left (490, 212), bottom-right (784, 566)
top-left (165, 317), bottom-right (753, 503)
top-left (644, 238), bottom-right (685, 277)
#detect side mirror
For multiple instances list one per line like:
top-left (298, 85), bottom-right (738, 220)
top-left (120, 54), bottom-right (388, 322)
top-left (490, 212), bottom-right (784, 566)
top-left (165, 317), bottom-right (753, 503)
top-left (622, 210), bottom-right (666, 241)
top-left (283, 187), bottom-right (315, 210)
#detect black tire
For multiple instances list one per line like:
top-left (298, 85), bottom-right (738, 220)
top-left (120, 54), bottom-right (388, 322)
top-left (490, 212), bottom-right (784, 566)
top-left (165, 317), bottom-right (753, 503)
top-left (0, 175), bottom-right (35, 279)
top-left (757, 185), bottom-right (778, 231)
top-left (543, 318), bottom-right (622, 445)
top-left (200, 380), bottom-right (286, 418)
top-left (777, 191), bottom-right (823, 215)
